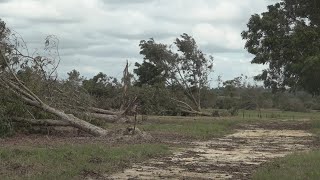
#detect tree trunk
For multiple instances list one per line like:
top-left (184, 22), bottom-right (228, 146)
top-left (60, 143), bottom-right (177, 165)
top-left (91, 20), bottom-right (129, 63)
top-left (23, 99), bottom-right (108, 137)
top-left (86, 113), bottom-right (132, 123)
top-left (0, 50), bottom-right (108, 137)
top-left (88, 107), bottom-right (122, 115)
top-left (196, 104), bottom-right (201, 112)
top-left (12, 117), bottom-right (70, 126)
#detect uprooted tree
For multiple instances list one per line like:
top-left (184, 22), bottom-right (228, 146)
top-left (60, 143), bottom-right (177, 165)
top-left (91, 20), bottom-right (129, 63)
top-left (134, 33), bottom-right (214, 115)
top-left (0, 19), bottom-right (136, 137)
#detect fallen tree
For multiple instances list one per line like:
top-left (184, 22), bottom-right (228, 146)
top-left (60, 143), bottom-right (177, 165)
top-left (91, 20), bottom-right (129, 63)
top-left (171, 98), bottom-right (211, 116)
top-left (11, 117), bottom-right (70, 127)
top-left (85, 113), bottom-right (131, 123)
top-left (88, 107), bottom-right (122, 116)
top-left (0, 63), bottom-right (108, 136)
top-left (84, 95), bottom-right (138, 122)
top-left (0, 23), bottom-right (108, 136)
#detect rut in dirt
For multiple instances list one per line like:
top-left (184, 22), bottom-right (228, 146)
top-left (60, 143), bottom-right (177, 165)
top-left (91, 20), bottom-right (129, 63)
top-left (108, 121), bottom-right (315, 180)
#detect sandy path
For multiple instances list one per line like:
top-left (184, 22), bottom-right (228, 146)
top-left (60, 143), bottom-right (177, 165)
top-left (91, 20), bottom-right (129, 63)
top-left (108, 123), bottom-right (314, 180)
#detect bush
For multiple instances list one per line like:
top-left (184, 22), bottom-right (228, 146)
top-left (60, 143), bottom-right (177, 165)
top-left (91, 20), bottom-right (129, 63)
top-left (0, 116), bottom-right (13, 138)
top-left (280, 98), bottom-right (307, 112)
top-left (240, 100), bottom-right (257, 110)
top-left (211, 110), bottom-right (220, 117)
top-left (132, 85), bottom-right (180, 116)
top-left (228, 107), bottom-right (239, 116)
top-left (215, 97), bottom-right (239, 110)
top-left (218, 109), bottom-right (231, 117)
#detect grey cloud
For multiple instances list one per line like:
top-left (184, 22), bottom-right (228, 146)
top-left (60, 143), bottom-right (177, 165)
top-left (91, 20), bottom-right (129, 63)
top-left (201, 44), bottom-right (244, 54)
top-left (26, 17), bottom-right (83, 24)
top-left (0, 0), bottom-right (274, 81)
top-left (104, 30), bottom-right (176, 41)
top-left (72, 44), bottom-right (140, 58)
top-left (102, 0), bottom-right (154, 4)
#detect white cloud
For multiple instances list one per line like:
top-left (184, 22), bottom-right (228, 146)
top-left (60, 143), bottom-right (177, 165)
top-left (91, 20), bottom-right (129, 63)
top-left (192, 23), bottom-right (243, 51)
top-left (0, 0), bottom-right (277, 85)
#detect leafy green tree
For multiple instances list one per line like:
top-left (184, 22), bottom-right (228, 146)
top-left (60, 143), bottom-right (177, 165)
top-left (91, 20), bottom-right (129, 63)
top-left (135, 33), bottom-right (214, 113)
top-left (134, 39), bottom-right (169, 86)
top-left (130, 85), bottom-right (180, 115)
top-left (83, 72), bottom-right (122, 109)
top-left (67, 69), bottom-right (83, 85)
top-left (242, 0), bottom-right (320, 95)
top-left (223, 75), bottom-right (248, 98)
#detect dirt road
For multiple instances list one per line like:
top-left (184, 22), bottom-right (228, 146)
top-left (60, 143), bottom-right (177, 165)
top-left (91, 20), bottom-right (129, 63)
top-left (108, 121), bottom-right (315, 179)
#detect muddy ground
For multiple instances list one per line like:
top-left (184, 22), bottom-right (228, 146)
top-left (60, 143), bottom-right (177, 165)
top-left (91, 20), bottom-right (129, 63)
top-left (108, 120), bottom-right (318, 180)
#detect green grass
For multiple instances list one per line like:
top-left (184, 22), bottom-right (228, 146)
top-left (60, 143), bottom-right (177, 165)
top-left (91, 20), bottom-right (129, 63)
top-left (138, 116), bottom-right (246, 139)
top-left (1, 109), bottom-right (320, 179)
top-left (136, 109), bottom-right (320, 139)
top-left (310, 118), bottom-right (320, 137)
top-left (0, 143), bottom-right (170, 180)
top-left (100, 109), bottom-right (320, 140)
top-left (252, 150), bottom-right (320, 180)
top-left (141, 121), bottom-right (233, 139)
top-left (239, 109), bottom-right (320, 120)
top-left (102, 108), bottom-right (320, 140)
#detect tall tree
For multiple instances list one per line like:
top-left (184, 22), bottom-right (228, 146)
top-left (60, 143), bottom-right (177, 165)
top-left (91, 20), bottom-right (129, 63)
top-left (67, 69), bottom-right (83, 85)
top-left (135, 33), bottom-right (214, 114)
top-left (134, 38), bottom-right (171, 86)
top-left (242, 0), bottom-right (320, 95)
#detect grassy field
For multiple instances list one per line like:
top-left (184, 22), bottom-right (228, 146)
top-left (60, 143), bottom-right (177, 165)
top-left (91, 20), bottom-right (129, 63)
top-left (0, 143), bottom-right (169, 180)
top-left (2, 109), bottom-right (320, 179)
top-left (140, 116), bottom-right (240, 139)
top-left (238, 109), bottom-right (320, 120)
top-left (252, 150), bottom-right (320, 180)
top-left (139, 110), bottom-right (320, 180)
top-left (102, 115), bottom-right (251, 140)
top-left (103, 108), bottom-right (320, 140)
top-left (137, 109), bottom-right (320, 140)
top-left (245, 109), bottom-right (320, 180)
top-left (311, 118), bottom-right (320, 138)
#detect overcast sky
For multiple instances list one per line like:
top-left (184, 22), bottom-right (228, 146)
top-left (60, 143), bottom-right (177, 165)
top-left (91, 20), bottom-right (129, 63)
top-left (0, 0), bottom-right (277, 86)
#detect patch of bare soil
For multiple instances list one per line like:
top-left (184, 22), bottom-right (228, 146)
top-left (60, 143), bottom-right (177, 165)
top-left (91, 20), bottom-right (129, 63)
top-left (108, 122), bottom-right (316, 180)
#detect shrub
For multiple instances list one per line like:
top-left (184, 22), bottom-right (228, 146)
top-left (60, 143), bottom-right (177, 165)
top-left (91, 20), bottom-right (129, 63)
top-left (280, 98), bottom-right (307, 112)
top-left (0, 115), bottom-right (13, 138)
top-left (228, 107), bottom-right (239, 116)
top-left (132, 85), bottom-right (180, 116)
top-left (218, 110), bottom-right (231, 117)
